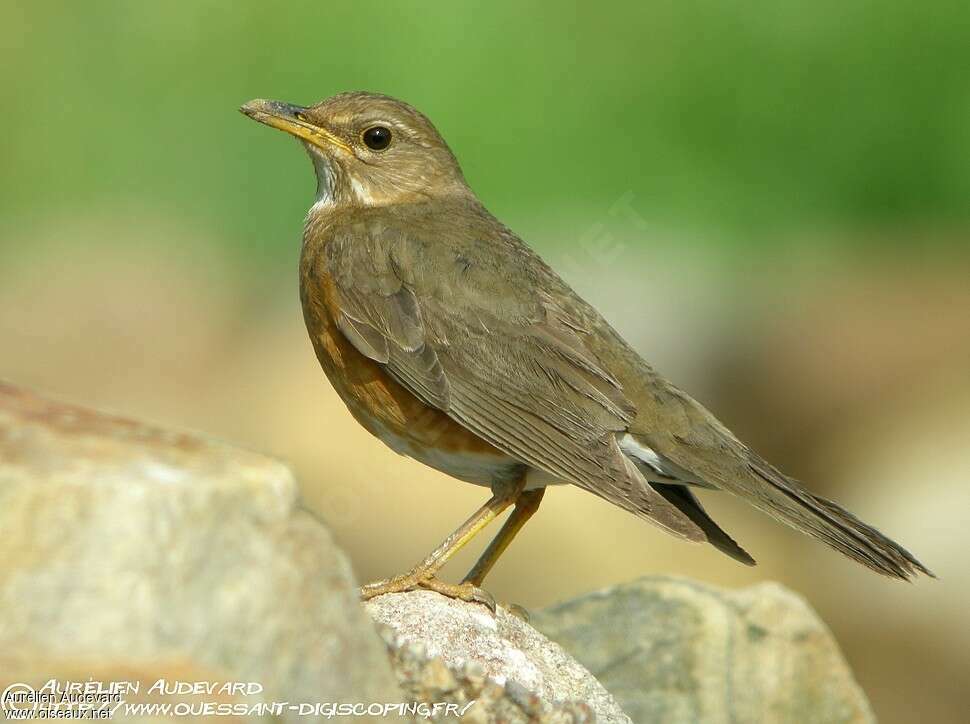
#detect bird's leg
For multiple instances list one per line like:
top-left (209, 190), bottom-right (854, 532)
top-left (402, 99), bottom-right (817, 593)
top-left (360, 476), bottom-right (526, 609)
top-left (462, 488), bottom-right (545, 587)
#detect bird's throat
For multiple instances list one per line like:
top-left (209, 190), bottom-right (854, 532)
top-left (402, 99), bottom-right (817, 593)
top-left (305, 143), bottom-right (337, 214)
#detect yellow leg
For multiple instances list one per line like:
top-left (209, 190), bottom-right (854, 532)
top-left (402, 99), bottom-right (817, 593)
top-left (462, 488), bottom-right (545, 587)
top-left (360, 477), bottom-right (526, 609)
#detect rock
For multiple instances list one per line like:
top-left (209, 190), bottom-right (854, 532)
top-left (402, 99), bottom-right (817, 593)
top-left (0, 384), bottom-right (875, 723)
top-left (0, 383), bottom-right (400, 720)
top-left (367, 590), bottom-right (630, 723)
top-left (531, 576), bottom-right (875, 724)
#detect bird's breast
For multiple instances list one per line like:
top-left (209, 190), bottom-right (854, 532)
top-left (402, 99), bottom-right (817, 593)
top-left (299, 241), bottom-right (516, 485)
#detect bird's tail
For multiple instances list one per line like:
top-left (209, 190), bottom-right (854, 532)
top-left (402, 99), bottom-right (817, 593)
top-left (747, 457), bottom-right (933, 580)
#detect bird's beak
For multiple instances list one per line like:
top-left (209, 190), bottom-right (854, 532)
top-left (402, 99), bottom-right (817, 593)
top-left (240, 99), bottom-right (352, 154)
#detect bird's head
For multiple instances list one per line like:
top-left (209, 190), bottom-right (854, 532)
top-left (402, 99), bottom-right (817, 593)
top-left (241, 91), bottom-right (469, 211)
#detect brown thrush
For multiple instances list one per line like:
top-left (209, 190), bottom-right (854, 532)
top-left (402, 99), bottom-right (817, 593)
top-left (241, 92), bottom-right (931, 607)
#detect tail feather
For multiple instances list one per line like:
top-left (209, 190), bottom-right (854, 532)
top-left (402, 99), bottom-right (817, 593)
top-left (653, 482), bottom-right (756, 566)
top-left (748, 458), bottom-right (933, 580)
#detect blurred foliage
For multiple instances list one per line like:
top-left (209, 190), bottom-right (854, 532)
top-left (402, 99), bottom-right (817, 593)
top-left (1, 0), bottom-right (968, 268)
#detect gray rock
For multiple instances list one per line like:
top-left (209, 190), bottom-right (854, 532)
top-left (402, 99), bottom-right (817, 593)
top-left (367, 590), bottom-right (631, 723)
top-left (531, 576), bottom-right (875, 724)
top-left (0, 383), bottom-right (400, 722)
top-left (0, 384), bottom-right (875, 724)
top-left (377, 623), bottom-right (602, 723)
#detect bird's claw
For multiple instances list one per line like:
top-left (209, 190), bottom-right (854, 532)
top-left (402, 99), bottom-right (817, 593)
top-left (360, 573), bottom-right (497, 614)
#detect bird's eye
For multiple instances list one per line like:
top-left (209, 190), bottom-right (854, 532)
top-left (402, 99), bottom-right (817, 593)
top-left (362, 126), bottom-right (392, 151)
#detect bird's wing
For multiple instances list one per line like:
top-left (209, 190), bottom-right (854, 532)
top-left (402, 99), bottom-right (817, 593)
top-left (319, 217), bottom-right (705, 541)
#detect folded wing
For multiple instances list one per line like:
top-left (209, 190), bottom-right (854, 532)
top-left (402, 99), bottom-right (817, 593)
top-left (321, 221), bottom-right (706, 542)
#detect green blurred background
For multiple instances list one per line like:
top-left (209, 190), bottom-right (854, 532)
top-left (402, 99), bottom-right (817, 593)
top-left (1, 2), bottom-right (968, 722)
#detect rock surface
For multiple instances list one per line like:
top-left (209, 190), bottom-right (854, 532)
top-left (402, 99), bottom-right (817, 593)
top-left (367, 591), bottom-right (630, 723)
top-left (531, 576), bottom-right (876, 724)
top-left (0, 383), bottom-right (400, 720)
top-left (0, 384), bottom-right (876, 723)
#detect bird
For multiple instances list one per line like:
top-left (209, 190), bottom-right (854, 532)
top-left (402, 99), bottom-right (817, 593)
top-left (240, 91), bottom-right (932, 608)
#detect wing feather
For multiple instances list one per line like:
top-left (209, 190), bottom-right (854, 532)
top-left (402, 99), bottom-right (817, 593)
top-left (320, 220), bottom-right (704, 541)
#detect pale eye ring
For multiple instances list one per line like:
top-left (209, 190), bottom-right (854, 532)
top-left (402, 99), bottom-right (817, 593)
top-left (361, 125), bottom-right (392, 151)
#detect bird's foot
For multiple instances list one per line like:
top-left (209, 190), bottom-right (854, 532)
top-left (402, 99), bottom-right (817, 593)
top-left (359, 572), bottom-right (423, 601)
top-left (419, 577), bottom-right (496, 612)
top-left (360, 573), bottom-right (496, 613)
